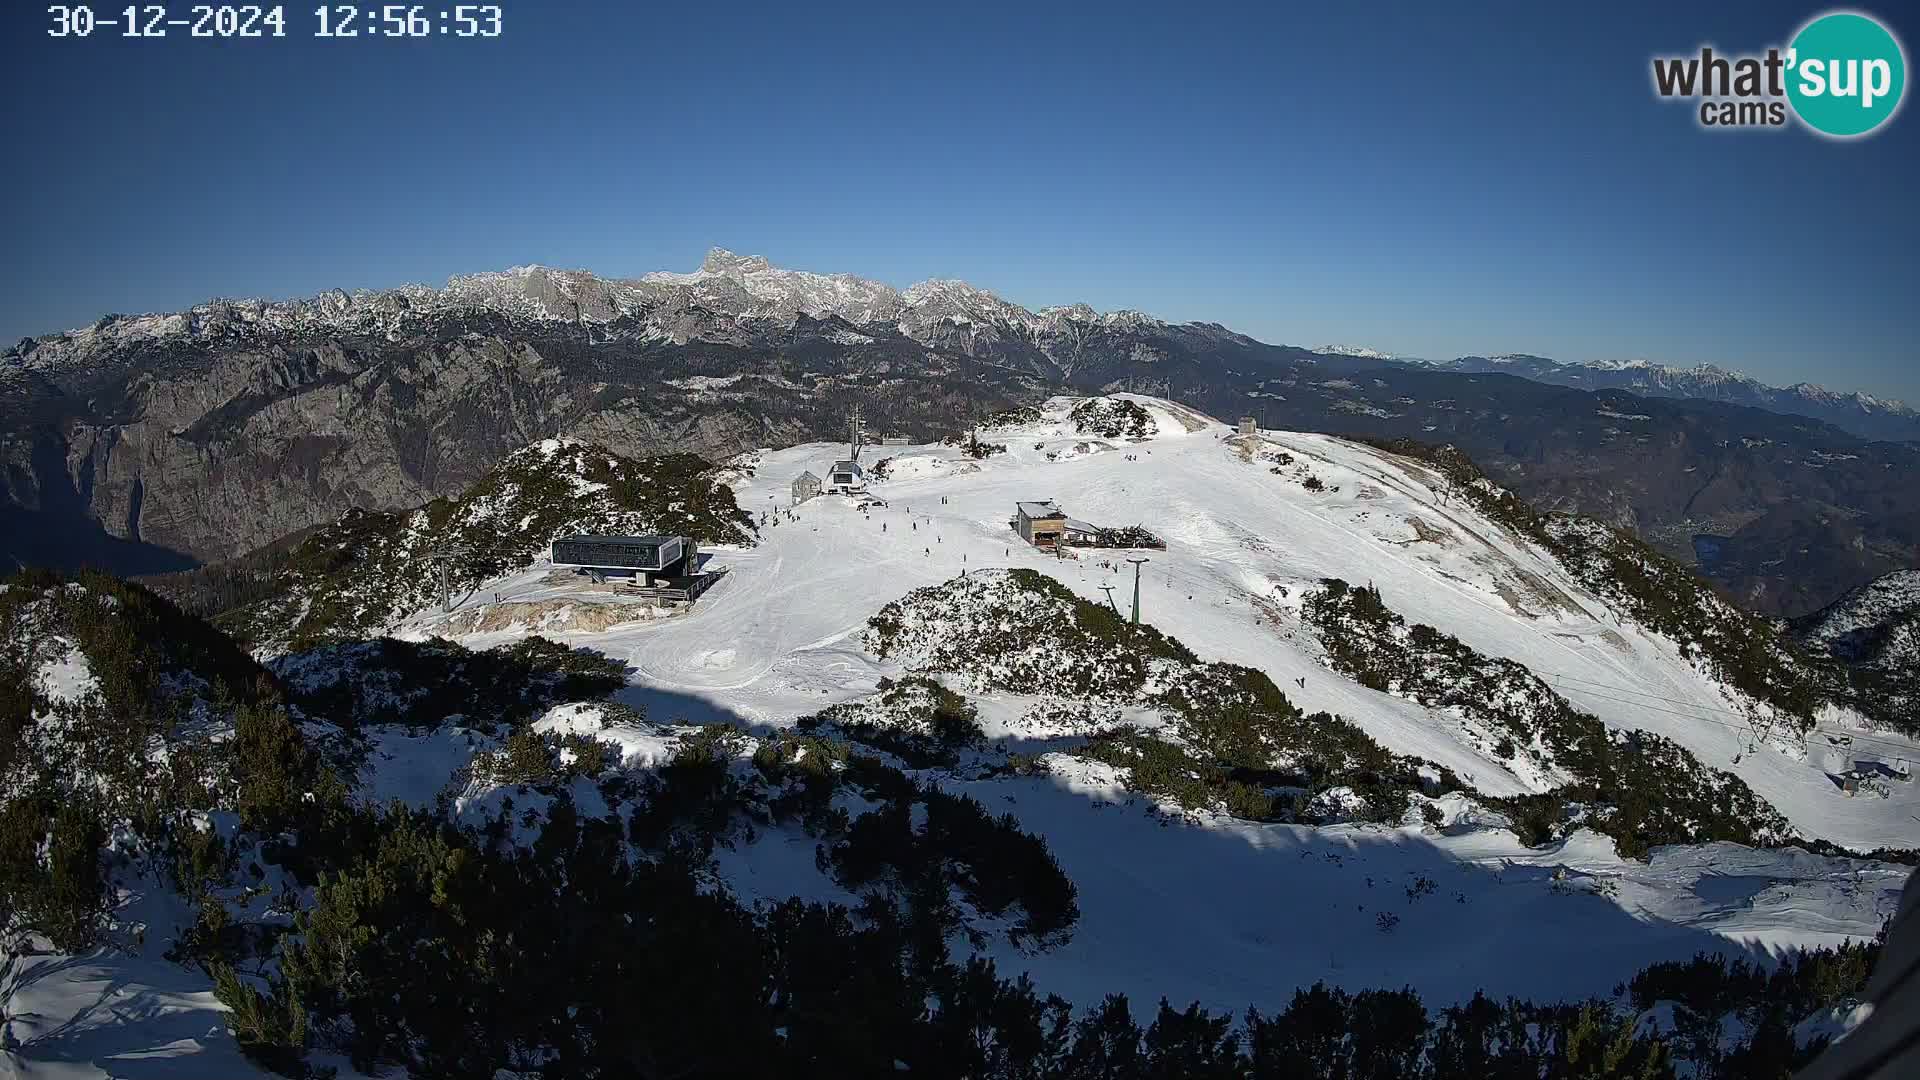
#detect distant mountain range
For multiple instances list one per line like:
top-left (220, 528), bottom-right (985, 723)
top-left (1417, 354), bottom-right (1920, 443)
top-left (1299, 348), bottom-right (1920, 443)
top-left (4, 248), bottom-right (1917, 617)
top-left (13, 254), bottom-right (1910, 441)
top-left (1312, 344), bottom-right (1399, 360)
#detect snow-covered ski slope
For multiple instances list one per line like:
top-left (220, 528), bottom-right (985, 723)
top-left (424, 395), bottom-right (1919, 851)
top-left (11, 397), bottom-right (1916, 1079)
top-left (370, 394), bottom-right (1920, 1015)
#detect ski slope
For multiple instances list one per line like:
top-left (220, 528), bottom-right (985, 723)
top-left (389, 395), bottom-right (1920, 1011)
top-left (423, 395), bottom-right (1920, 850)
top-left (11, 396), bottom-right (1917, 1077)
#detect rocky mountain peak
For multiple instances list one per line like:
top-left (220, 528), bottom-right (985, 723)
top-left (700, 248), bottom-right (774, 274)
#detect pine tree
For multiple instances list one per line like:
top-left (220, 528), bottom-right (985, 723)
top-left (1062, 995), bottom-right (1146, 1080)
top-left (1558, 1004), bottom-right (1672, 1080)
top-left (1143, 999), bottom-right (1244, 1079)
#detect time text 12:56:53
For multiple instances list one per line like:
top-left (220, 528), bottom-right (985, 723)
top-left (46, 5), bottom-right (503, 38)
top-left (314, 5), bottom-right (500, 36)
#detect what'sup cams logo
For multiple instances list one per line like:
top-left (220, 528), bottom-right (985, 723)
top-left (1652, 10), bottom-right (1906, 137)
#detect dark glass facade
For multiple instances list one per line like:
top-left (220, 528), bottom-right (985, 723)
top-left (551, 537), bottom-right (683, 570)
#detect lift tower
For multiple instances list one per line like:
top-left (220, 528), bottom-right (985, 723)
top-left (1126, 557), bottom-right (1150, 625)
top-left (426, 544), bottom-right (473, 614)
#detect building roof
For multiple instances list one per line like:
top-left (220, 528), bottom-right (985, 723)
top-left (1017, 501), bottom-right (1066, 519)
top-left (794, 470), bottom-right (820, 483)
top-left (555, 534), bottom-right (679, 545)
top-left (831, 459), bottom-right (863, 472)
top-left (1064, 517), bottom-right (1099, 534)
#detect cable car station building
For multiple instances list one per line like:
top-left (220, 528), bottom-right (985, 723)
top-left (549, 534), bottom-right (725, 604)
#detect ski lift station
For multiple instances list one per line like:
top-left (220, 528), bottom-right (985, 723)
top-left (828, 459), bottom-right (866, 493)
top-left (1015, 501), bottom-right (1067, 547)
top-left (1833, 757), bottom-right (1913, 797)
top-left (790, 407), bottom-right (871, 498)
top-left (1015, 501), bottom-right (1099, 548)
top-left (549, 534), bottom-right (727, 604)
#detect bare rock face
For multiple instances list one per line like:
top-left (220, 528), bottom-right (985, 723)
top-left (1, 308), bottom-right (1044, 567)
top-left (38, 337), bottom-right (567, 561)
top-left (0, 250), bottom-right (1255, 570)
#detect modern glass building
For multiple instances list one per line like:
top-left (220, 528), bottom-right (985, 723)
top-left (550, 535), bottom-right (688, 572)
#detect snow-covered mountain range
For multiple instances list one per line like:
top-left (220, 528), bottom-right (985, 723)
top-left (1312, 343), bottom-right (1399, 360)
top-left (4, 248), bottom-right (1191, 374)
top-left (1425, 355), bottom-right (1920, 443)
top-left (11, 254), bottom-right (1909, 445)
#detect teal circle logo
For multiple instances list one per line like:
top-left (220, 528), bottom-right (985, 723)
top-left (1787, 11), bottom-right (1907, 137)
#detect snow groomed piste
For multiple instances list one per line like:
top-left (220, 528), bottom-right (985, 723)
top-left (382, 395), bottom-right (1916, 1011)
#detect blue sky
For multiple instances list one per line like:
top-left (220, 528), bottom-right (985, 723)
top-left (3, 2), bottom-right (1916, 402)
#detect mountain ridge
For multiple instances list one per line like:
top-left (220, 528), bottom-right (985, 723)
top-left (1791, 567), bottom-right (1920, 735)
top-left (2, 248), bottom-right (1197, 375)
top-left (11, 251), bottom-right (1911, 437)
top-left (5, 250), bottom-right (1917, 620)
top-left (1423, 354), bottom-right (1920, 442)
